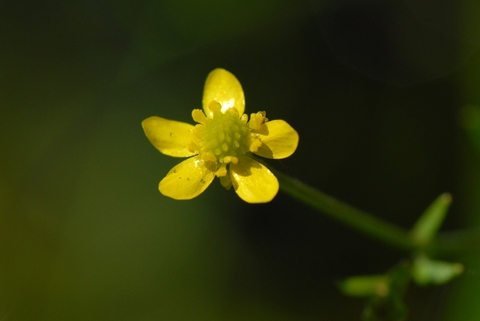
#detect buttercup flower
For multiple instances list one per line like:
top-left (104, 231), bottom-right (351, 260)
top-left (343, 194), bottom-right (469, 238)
top-left (142, 68), bottom-right (299, 203)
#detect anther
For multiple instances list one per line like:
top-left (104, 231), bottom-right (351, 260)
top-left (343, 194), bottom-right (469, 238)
top-left (249, 138), bottom-right (262, 153)
top-left (215, 165), bottom-right (227, 177)
top-left (224, 156), bottom-right (239, 164)
top-left (192, 109), bottom-right (207, 124)
top-left (209, 101), bottom-right (222, 114)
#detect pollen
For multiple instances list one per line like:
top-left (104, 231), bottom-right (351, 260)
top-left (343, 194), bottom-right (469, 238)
top-left (192, 105), bottom-right (258, 164)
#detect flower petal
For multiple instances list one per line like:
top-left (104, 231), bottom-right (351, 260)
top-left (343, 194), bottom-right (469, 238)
top-left (230, 156), bottom-right (279, 203)
top-left (142, 116), bottom-right (196, 157)
top-left (254, 120), bottom-right (299, 159)
top-left (202, 68), bottom-right (245, 118)
top-left (159, 156), bottom-right (215, 200)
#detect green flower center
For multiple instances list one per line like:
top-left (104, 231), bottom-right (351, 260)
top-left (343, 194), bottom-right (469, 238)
top-left (190, 102), bottom-right (266, 182)
top-left (196, 107), bottom-right (251, 164)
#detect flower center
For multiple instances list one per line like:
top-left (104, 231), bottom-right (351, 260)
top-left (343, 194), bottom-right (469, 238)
top-left (195, 105), bottom-right (251, 164)
top-left (190, 102), bottom-right (266, 182)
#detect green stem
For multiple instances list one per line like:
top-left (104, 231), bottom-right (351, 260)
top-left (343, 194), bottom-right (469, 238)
top-left (271, 167), bottom-right (416, 252)
top-left (265, 161), bottom-right (480, 255)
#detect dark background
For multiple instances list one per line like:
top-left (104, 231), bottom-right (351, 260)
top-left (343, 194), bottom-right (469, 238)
top-left (2, 0), bottom-right (480, 320)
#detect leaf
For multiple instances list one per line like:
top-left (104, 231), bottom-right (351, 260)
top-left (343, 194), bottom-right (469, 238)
top-left (338, 275), bottom-right (389, 297)
top-left (410, 193), bottom-right (452, 247)
top-left (412, 255), bottom-right (464, 286)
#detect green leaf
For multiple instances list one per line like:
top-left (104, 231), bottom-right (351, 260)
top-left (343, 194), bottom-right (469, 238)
top-left (410, 193), bottom-right (452, 247)
top-left (338, 275), bottom-right (389, 297)
top-left (412, 255), bottom-right (464, 286)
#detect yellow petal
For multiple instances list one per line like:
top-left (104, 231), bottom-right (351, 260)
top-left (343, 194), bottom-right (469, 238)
top-left (254, 120), bottom-right (299, 159)
top-left (142, 116), bottom-right (196, 157)
top-left (230, 156), bottom-right (279, 203)
top-left (202, 68), bottom-right (245, 118)
top-left (159, 156), bottom-right (215, 200)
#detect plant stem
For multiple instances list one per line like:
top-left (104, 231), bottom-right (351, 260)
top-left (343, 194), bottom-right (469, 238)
top-left (271, 167), bottom-right (417, 252)
top-left (266, 162), bottom-right (480, 254)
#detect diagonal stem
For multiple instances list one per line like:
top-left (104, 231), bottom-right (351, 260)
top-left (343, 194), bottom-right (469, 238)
top-left (270, 167), bottom-right (417, 252)
top-left (263, 159), bottom-right (480, 255)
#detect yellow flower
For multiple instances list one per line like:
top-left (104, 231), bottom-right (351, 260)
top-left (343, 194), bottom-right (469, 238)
top-left (142, 68), bottom-right (299, 203)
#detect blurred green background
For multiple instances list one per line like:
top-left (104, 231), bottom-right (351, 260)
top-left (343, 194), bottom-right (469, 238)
top-left (2, 0), bottom-right (480, 320)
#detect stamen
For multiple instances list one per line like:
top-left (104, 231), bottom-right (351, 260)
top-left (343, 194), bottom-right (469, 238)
top-left (240, 114), bottom-right (248, 124)
top-left (193, 124), bottom-right (205, 139)
top-left (249, 137), bottom-right (262, 153)
top-left (226, 107), bottom-right (239, 117)
top-left (223, 156), bottom-right (239, 164)
top-left (192, 109), bottom-right (207, 124)
top-left (249, 111), bottom-right (267, 130)
top-left (215, 164), bottom-right (228, 177)
top-left (220, 174), bottom-right (232, 190)
top-left (209, 101), bottom-right (222, 114)
top-left (201, 152), bottom-right (217, 162)
top-left (187, 141), bottom-right (199, 153)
